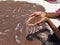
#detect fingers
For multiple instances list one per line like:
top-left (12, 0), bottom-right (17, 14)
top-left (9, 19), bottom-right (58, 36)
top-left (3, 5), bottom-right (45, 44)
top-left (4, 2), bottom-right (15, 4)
top-left (26, 24), bottom-right (36, 26)
top-left (26, 17), bottom-right (47, 26)
top-left (26, 21), bottom-right (37, 26)
top-left (29, 11), bottom-right (46, 18)
top-left (36, 17), bottom-right (47, 24)
top-left (29, 13), bottom-right (35, 17)
top-left (26, 11), bottom-right (47, 26)
top-left (29, 11), bottom-right (42, 17)
top-left (26, 17), bottom-right (36, 26)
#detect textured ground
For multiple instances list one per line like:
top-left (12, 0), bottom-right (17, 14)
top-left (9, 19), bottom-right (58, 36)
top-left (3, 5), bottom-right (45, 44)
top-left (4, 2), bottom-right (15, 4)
top-left (0, 1), bottom-right (49, 45)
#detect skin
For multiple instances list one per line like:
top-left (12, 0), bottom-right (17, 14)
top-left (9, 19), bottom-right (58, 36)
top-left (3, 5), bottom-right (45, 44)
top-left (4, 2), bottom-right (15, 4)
top-left (26, 11), bottom-right (60, 39)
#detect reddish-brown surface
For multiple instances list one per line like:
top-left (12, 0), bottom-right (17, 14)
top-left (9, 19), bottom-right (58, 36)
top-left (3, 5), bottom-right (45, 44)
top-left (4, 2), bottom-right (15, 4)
top-left (0, 1), bottom-right (48, 45)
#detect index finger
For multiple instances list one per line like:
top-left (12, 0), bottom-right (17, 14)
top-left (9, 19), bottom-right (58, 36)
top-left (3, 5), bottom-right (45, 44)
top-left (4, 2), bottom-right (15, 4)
top-left (29, 13), bottom-right (36, 17)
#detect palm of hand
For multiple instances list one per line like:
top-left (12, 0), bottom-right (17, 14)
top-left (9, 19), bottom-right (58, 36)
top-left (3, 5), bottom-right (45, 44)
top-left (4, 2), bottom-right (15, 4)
top-left (26, 12), bottom-right (47, 26)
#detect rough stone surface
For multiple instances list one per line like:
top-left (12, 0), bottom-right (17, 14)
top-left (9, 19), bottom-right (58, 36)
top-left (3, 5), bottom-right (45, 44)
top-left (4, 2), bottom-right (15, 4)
top-left (0, 1), bottom-right (48, 45)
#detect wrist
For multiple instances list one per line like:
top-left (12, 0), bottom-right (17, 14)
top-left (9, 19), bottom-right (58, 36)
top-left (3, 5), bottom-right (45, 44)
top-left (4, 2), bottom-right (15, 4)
top-left (45, 12), bottom-right (51, 18)
top-left (46, 17), bottom-right (50, 22)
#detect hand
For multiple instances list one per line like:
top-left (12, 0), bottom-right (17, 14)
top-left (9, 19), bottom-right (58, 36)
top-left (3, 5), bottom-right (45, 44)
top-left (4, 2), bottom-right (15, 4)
top-left (36, 17), bottom-right (48, 25)
top-left (26, 17), bottom-right (48, 26)
top-left (30, 11), bottom-right (46, 18)
top-left (26, 11), bottom-right (47, 26)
